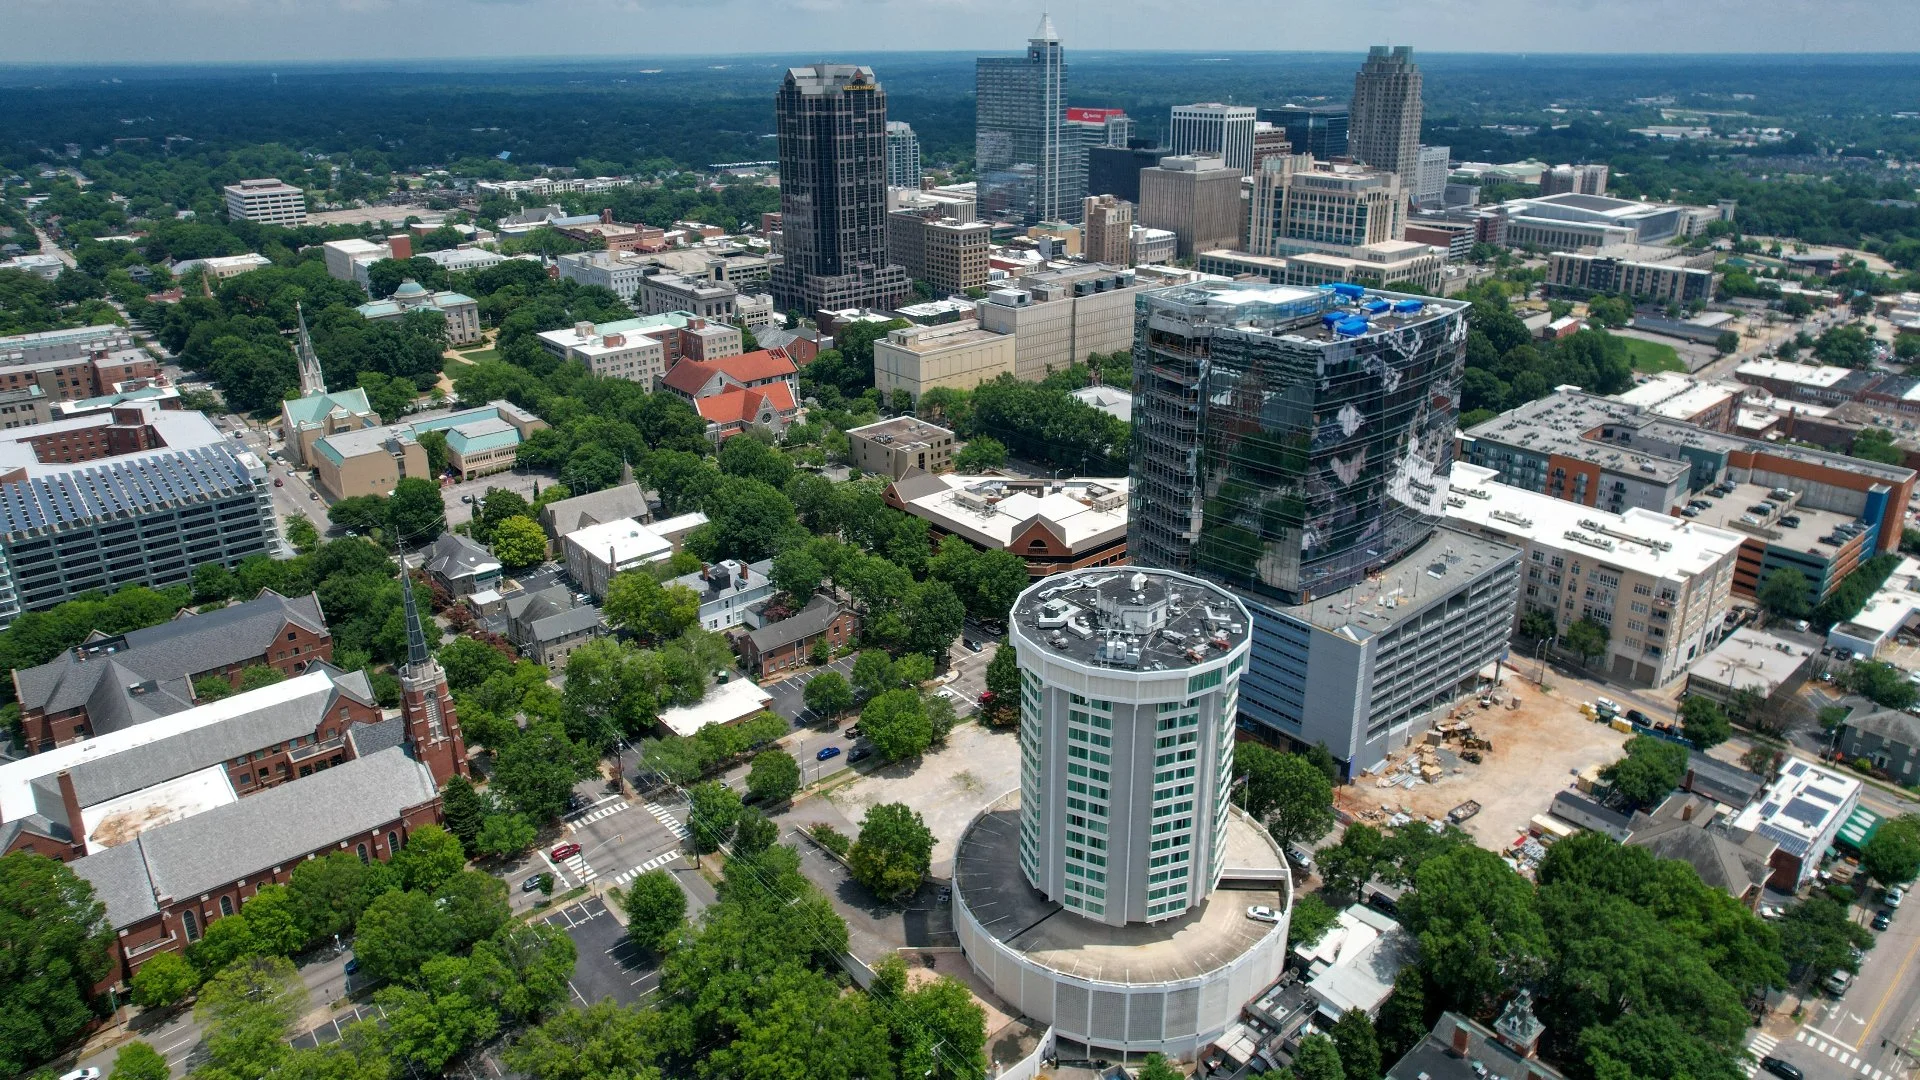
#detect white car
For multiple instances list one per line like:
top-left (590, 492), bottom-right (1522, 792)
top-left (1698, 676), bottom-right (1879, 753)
top-left (1888, 886), bottom-right (1904, 909)
top-left (61, 1069), bottom-right (102, 1080)
top-left (1245, 905), bottom-right (1280, 923)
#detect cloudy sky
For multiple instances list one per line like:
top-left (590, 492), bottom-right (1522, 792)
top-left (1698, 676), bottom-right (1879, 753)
top-left (4, 0), bottom-right (1917, 64)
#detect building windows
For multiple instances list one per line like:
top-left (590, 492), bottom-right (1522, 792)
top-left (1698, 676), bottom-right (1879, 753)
top-left (356, 843), bottom-right (369, 863)
top-left (219, 895), bottom-right (234, 917)
top-left (182, 909), bottom-right (199, 941)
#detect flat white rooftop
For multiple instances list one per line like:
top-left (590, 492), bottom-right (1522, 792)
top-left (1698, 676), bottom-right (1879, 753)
top-left (566, 517), bottom-right (672, 566)
top-left (896, 475), bottom-right (1128, 553)
top-left (1446, 463), bottom-right (1744, 583)
top-left (656, 678), bottom-right (774, 738)
top-left (1735, 358), bottom-right (1853, 389)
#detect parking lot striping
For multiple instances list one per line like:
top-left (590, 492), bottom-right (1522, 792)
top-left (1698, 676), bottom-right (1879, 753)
top-left (610, 850), bottom-right (683, 885)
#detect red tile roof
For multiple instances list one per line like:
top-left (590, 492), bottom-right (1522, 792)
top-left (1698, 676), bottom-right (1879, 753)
top-left (714, 348), bottom-right (797, 384)
top-left (694, 382), bottom-right (799, 430)
top-left (661, 358), bottom-right (720, 396)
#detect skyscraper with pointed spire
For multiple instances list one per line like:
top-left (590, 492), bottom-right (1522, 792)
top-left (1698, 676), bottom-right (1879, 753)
top-left (976, 13), bottom-right (1069, 224)
top-left (398, 552), bottom-right (467, 787)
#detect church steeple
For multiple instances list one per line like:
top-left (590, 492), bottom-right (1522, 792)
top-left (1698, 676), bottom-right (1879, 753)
top-left (396, 546), bottom-right (467, 786)
top-left (293, 301), bottom-right (326, 397)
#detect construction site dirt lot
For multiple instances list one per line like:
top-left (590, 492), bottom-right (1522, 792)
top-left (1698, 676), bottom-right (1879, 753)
top-left (1335, 677), bottom-right (1631, 850)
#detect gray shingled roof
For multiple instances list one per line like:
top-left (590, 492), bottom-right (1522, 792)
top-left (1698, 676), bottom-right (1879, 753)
top-left (1844, 706), bottom-right (1920, 748)
top-left (745, 595), bottom-right (843, 652)
top-left (13, 590), bottom-right (328, 724)
top-left (63, 677), bottom-right (364, 808)
top-left (538, 482), bottom-right (653, 537)
top-left (425, 533), bottom-right (501, 583)
top-left (69, 837), bottom-right (160, 929)
top-left (69, 748), bottom-right (439, 926)
top-left (531, 606), bottom-right (603, 644)
top-left (346, 715), bottom-right (408, 759)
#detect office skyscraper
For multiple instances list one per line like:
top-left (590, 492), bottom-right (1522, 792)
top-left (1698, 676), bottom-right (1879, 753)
top-left (1260, 105), bottom-right (1349, 160)
top-left (1169, 103), bottom-right (1258, 175)
top-left (885, 121), bottom-right (921, 189)
top-left (1350, 45), bottom-right (1423, 184)
top-left (770, 64), bottom-right (909, 314)
top-left (976, 14), bottom-right (1068, 224)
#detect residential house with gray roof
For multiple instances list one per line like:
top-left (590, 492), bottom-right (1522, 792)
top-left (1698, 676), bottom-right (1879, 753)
top-left (424, 532), bottom-right (503, 598)
top-left (1837, 702), bottom-right (1920, 787)
top-left (504, 585), bottom-right (604, 669)
top-left (1626, 792), bottom-right (1777, 908)
top-left (735, 593), bottom-right (855, 677)
top-left (12, 589), bottom-right (333, 754)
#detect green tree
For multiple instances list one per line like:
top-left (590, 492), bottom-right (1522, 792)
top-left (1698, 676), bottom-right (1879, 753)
top-left (1563, 617), bottom-right (1610, 667)
top-left (871, 957), bottom-right (990, 1080)
top-left (285, 513), bottom-right (320, 554)
top-left (491, 515), bottom-right (549, 570)
top-left (1852, 428), bottom-right (1907, 466)
top-left (433, 870), bottom-right (512, 950)
top-left (1317, 823), bottom-right (1386, 899)
top-left (1863, 814), bottom-right (1920, 886)
top-left (746, 749), bottom-right (801, 805)
top-left (193, 957), bottom-right (307, 1080)
top-left (685, 476), bottom-right (800, 564)
top-left (193, 674), bottom-right (235, 701)
top-left (1234, 744), bottom-right (1336, 850)
top-left (1577, 1012), bottom-right (1746, 1080)
top-left (622, 870), bottom-right (687, 952)
top-left (1398, 846), bottom-right (1547, 1015)
top-left (1778, 894), bottom-right (1874, 978)
top-left (1288, 893), bottom-right (1340, 950)
top-left (239, 883), bottom-right (306, 956)
top-left (439, 639), bottom-right (515, 692)
top-left (493, 722), bottom-right (593, 822)
top-left (108, 1041), bottom-right (170, 1080)
top-left (1679, 696), bottom-right (1732, 749)
top-left (192, 561), bottom-right (239, 603)
top-left (1844, 660), bottom-right (1919, 710)
top-left (188, 912), bottom-right (261, 976)
top-left (1330, 1008), bottom-right (1381, 1080)
top-left (475, 813), bottom-right (539, 859)
top-left (982, 642), bottom-right (1019, 725)
top-left (1601, 736), bottom-right (1690, 810)
top-left (390, 823), bottom-right (466, 893)
top-left (603, 571), bottom-right (700, 640)
top-left (851, 649), bottom-right (895, 700)
top-left (1714, 330), bottom-right (1739, 356)
top-left (718, 434), bottom-right (795, 489)
top-left (1759, 567), bottom-right (1813, 620)
top-left (849, 802), bottom-right (935, 901)
top-left (687, 780), bottom-right (743, 854)
top-left (286, 850), bottom-right (374, 944)
top-left (1136, 1054), bottom-right (1182, 1080)
top-left (236, 665), bottom-right (286, 693)
top-left (860, 688), bottom-right (933, 762)
top-left (952, 436), bottom-right (1008, 472)
top-left (388, 476), bottom-right (446, 544)
top-left (352, 889), bottom-right (453, 986)
top-left (803, 669), bottom-right (853, 719)
top-left (376, 956), bottom-right (500, 1073)
top-left (1372, 966), bottom-right (1431, 1065)
top-left (128, 950), bottom-right (200, 1010)
top-left (1291, 1033), bottom-right (1348, 1080)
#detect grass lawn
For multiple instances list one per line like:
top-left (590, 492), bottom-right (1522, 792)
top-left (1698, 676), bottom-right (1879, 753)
top-left (457, 347), bottom-right (499, 362)
top-left (1622, 337), bottom-right (1686, 373)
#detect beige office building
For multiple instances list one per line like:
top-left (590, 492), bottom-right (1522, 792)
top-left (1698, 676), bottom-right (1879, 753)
top-left (1138, 155), bottom-right (1243, 259)
top-left (1198, 242), bottom-right (1444, 295)
top-left (975, 264), bottom-right (1157, 382)
top-left (846, 416), bottom-right (956, 479)
top-left (223, 179), bottom-right (307, 227)
top-left (1247, 155), bottom-right (1405, 257)
top-left (888, 212), bottom-right (991, 297)
top-left (1082, 195), bottom-right (1134, 266)
top-left (873, 320), bottom-right (1014, 403)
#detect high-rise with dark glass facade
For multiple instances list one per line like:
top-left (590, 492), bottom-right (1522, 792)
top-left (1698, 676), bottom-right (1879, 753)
top-left (771, 64), bottom-right (910, 314)
top-left (1128, 281), bottom-right (1520, 777)
top-left (976, 15), bottom-right (1068, 224)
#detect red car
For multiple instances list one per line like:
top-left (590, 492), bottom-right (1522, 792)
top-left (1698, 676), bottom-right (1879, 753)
top-left (978, 691), bottom-right (997, 706)
top-left (550, 842), bottom-right (582, 861)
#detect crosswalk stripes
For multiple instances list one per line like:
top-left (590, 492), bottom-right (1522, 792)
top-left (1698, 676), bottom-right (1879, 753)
top-left (644, 801), bottom-right (691, 840)
top-left (610, 850), bottom-right (683, 885)
top-left (1790, 1029), bottom-right (1886, 1079)
top-left (1743, 1032), bottom-right (1778, 1077)
top-left (570, 800), bottom-right (629, 825)
top-left (562, 853), bottom-right (596, 883)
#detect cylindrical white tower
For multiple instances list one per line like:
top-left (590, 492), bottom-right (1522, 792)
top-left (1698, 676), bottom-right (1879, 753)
top-left (1011, 566), bottom-right (1252, 926)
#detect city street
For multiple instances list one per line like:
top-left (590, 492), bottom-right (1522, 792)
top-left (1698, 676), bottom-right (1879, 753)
top-left (1748, 888), bottom-right (1920, 1080)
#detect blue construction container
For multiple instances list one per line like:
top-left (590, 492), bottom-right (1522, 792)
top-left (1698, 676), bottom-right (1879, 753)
top-left (1330, 283), bottom-right (1366, 300)
top-left (1335, 316), bottom-right (1370, 337)
top-left (1363, 298), bottom-right (1390, 315)
top-left (1393, 299), bottom-right (1425, 314)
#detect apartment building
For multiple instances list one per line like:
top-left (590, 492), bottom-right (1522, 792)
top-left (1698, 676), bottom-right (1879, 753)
top-left (0, 405), bottom-right (273, 627)
top-left (1548, 248), bottom-right (1719, 304)
top-left (536, 314), bottom-right (743, 386)
top-left (1446, 463), bottom-right (1742, 685)
top-left (638, 271), bottom-right (738, 322)
top-left (846, 416), bottom-right (956, 479)
top-left (0, 325), bottom-right (134, 367)
top-left (1082, 195), bottom-right (1134, 266)
top-left (222, 179), bottom-right (307, 227)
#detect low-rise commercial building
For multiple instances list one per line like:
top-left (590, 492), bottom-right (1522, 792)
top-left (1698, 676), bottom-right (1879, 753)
top-left (538, 481), bottom-right (654, 538)
top-left (311, 401), bottom-right (545, 499)
top-left (0, 405), bottom-right (273, 627)
top-left (556, 211), bottom-right (666, 253)
top-left (1295, 905), bottom-right (1415, 1021)
top-left (638, 271), bottom-right (738, 322)
top-left (1731, 759), bottom-right (1861, 890)
top-left (872, 320), bottom-right (1015, 403)
top-left (355, 279), bottom-right (482, 346)
top-left (1838, 703), bottom-right (1920, 787)
top-left (1733, 358), bottom-right (1877, 408)
top-left (562, 516), bottom-right (699, 599)
top-left (846, 416), bottom-right (955, 479)
top-left (223, 178), bottom-right (307, 227)
top-left (1386, 998), bottom-right (1566, 1080)
top-left (884, 473), bottom-right (1129, 576)
top-left (1444, 463), bottom-right (1742, 685)
top-left (171, 253), bottom-right (273, 280)
top-left (1828, 556), bottom-right (1920, 658)
top-left (1683, 627), bottom-right (1815, 707)
top-left (503, 586), bottom-right (604, 669)
top-left (1609, 373), bottom-right (1742, 432)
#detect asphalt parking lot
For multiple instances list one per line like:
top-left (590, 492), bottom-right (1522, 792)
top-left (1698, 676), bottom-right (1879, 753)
top-left (289, 1000), bottom-right (388, 1050)
top-left (538, 896), bottom-right (661, 1006)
